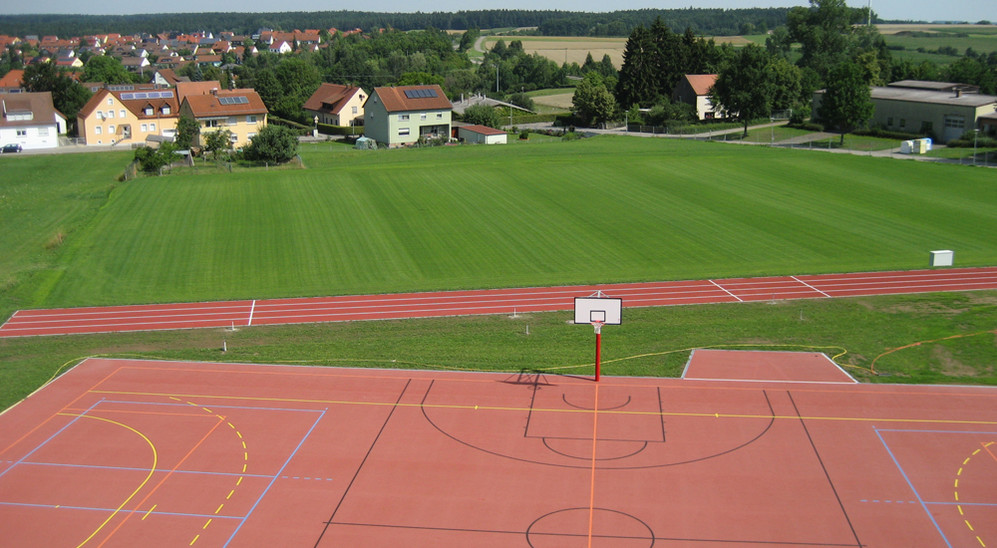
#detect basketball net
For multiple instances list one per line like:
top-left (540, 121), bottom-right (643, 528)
top-left (592, 321), bottom-right (604, 334)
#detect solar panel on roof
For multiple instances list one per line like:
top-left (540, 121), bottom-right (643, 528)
top-left (403, 88), bottom-right (438, 99)
top-left (218, 96), bottom-right (250, 105)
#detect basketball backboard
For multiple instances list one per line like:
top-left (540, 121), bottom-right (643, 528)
top-left (573, 297), bottom-right (622, 325)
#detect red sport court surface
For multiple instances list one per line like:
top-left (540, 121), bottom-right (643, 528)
top-left (2, 267), bottom-right (996, 337)
top-left (2, 355), bottom-right (995, 547)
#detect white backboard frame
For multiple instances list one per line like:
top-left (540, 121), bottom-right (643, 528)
top-left (573, 297), bottom-right (622, 325)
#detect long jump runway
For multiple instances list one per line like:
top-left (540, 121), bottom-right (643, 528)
top-left (2, 355), bottom-right (995, 547)
top-left (2, 267), bottom-right (996, 337)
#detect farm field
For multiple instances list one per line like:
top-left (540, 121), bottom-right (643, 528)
top-left (480, 35), bottom-right (753, 67)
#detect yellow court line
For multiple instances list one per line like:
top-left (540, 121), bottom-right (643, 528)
top-left (89, 388), bottom-right (997, 426)
top-left (56, 414), bottom-right (158, 548)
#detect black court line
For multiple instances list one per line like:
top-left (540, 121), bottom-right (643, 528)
top-left (787, 390), bottom-right (864, 548)
top-left (313, 379), bottom-right (411, 547)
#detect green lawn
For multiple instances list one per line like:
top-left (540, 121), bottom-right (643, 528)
top-left (2, 137), bottom-right (997, 411)
top-left (8, 137), bottom-right (997, 313)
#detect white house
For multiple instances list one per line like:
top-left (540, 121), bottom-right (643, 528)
top-left (0, 92), bottom-right (66, 150)
top-left (672, 74), bottom-right (720, 120)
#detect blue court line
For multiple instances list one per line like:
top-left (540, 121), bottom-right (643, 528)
top-left (874, 426), bottom-right (952, 548)
top-left (0, 500), bottom-right (242, 520)
top-left (224, 408), bottom-right (327, 547)
top-left (0, 399), bottom-right (103, 481)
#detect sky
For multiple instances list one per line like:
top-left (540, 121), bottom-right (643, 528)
top-left (4, 0), bottom-right (995, 25)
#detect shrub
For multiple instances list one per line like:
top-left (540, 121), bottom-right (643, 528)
top-left (134, 142), bottom-right (179, 174)
top-left (243, 125), bottom-right (299, 164)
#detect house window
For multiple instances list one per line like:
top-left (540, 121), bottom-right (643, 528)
top-left (400, 114), bottom-right (409, 121)
top-left (108, 110), bottom-right (115, 118)
top-left (229, 133), bottom-right (238, 143)
top-left (205, 120), bottom-right (219, 128)
top-left (95, 126), bottom-right (102, 135)
top-left (120, 109), bottom-right (126, 118)
top-left (228, 117), bottom-right (237, 125)
top-left (246, 115), bottom-right (257, 124)
top-left (150, 123), bottom-right (156, 131)
top-left (161, 106), bottom-right (170, 115)
top-left (109, 124), bottom-right (115, 134)
top-left (437, 113), bottom-right (442, 119)
top-left (96, 110), bottom-right (103, 119)
top-left (16, 129), bottom-right (27, 137)
top-left (141, 123), bottom-right (148, 132)
top-left (421, 113), bottom-right (427, 120)
top-left (247, 132), bottom-right (257, 140)
top-left (144, 107), bottom-right (153, 115)
top-left (107, 97), bottom-right (113, 105)
top-left (352, 106), bottom-right (358, 114)
top-left (399, 128), bottom-right (410, 136)
top-left (899, 119), bottom-right (906, 128)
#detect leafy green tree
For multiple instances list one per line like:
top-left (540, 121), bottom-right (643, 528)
top-left (507, 92), bottom-right (535, 111)
top-left (458, 28), bottom-right (480, 52)
top-left (818, 62), bottom-right (874, 144)
top-left (82, 55), bottom-right (132, 85)
top-left (711, 44), bottom-right (776, 137)
top-left (134, 142), bottom-right (178, 174)
top-left (175, 114), bottom-right (199, 150)
top-left (461, 104), bottom-right (501, 128)
top-left (22, 62), bottom-right (91, 135)
top-left (243, 125), bottom-right (298, 164)
top-left (396, 72), bottom-right (445, 87)
top-left (572, 72), bottom-right (616, 127)
top-left (203, 129), bottom-right (233, 159)
top-left (787, 0), bottom-right (870, 80)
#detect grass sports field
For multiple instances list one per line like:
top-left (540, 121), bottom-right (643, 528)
top-left (1, 136), bottom-right (996, 409)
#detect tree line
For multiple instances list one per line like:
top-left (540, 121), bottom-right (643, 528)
top-left (0, 8), bottom-right (791, 38)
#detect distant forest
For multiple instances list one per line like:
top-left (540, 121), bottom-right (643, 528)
top-left (0, 8), bottom-right (792, 38)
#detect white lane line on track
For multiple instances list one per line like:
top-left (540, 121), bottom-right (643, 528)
top-left (248, 300), bottom-right (256, 327)
top-left (709, 279), bottom-right (743, 302)
top-left (792, 276), bottom-right (832, 298)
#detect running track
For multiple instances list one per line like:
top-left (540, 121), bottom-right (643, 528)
top-left (2, 267), bottom-right (995, 338)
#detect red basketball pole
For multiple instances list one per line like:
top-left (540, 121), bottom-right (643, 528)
top-left (595, 330), bottom-right (602, 382)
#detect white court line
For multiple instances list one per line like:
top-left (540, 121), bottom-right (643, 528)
top-left (709, 279), bottom-right (742, 301)
top-left (248, 300), bottom-right (256, 326)
top-left (792, 276), bottom-right (831, 298)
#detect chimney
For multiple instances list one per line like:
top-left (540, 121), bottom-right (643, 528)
top-left (211, 88), bottom-right (218, 95)
top-left (955, 89), bottom-right (962, 98)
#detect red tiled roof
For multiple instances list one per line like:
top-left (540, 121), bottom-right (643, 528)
top-left (0, 69), bottom-right (24, 88)
top-left (303, 83), bottom-right (361, 114)
top-left (183, 89), bottom-right (267, 118)
top-left (371, 85), bottom-right (452, 113)
top-left (685, 74), bottom-right (718, 96)
top-left (460, 124), bottom-right (506, 136)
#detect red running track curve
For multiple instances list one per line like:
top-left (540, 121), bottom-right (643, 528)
top-left (2, 267), bottom-right (996, 338)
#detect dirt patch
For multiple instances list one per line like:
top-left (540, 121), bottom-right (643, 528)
top-left (533, 93), bottom-right (574, 109)
top-left (933, 345), bottom-right (978, 377)
top-left (876, 24), bottom-right (996, 34)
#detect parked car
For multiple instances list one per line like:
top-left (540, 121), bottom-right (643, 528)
top-left (2, 143), bottom-right (23, 153)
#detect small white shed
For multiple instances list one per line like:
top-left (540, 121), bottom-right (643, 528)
top-left (457, 124), bottom-right (507, 145)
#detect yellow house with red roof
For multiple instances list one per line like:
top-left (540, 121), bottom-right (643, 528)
top-left (178, 88), bottom-right (268, 148)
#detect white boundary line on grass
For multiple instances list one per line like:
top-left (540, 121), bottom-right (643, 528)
top-left (248, 299), bottom-right (256, 326)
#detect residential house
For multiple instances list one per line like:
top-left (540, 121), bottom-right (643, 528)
top-left (178, 88), bottom-right (267, 148)
top-left (813, 80), bottom-right (997, 143)
top-left (0, 69), bottom-right (24, 92)
top-left (1, 92), bottom-right (66, 149)
top-left (363, 85), bottom-right (452, 147)
top-left (303, 83), bottom-right (365, 127)
top-left (672, 74), bottom-right (720, 120)
top-left (77, 87), bottom-right (179, 146)
top-left (152, 68), bottom-right (189, 87)
top-left (269, 41), bottom-right (292, 54)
